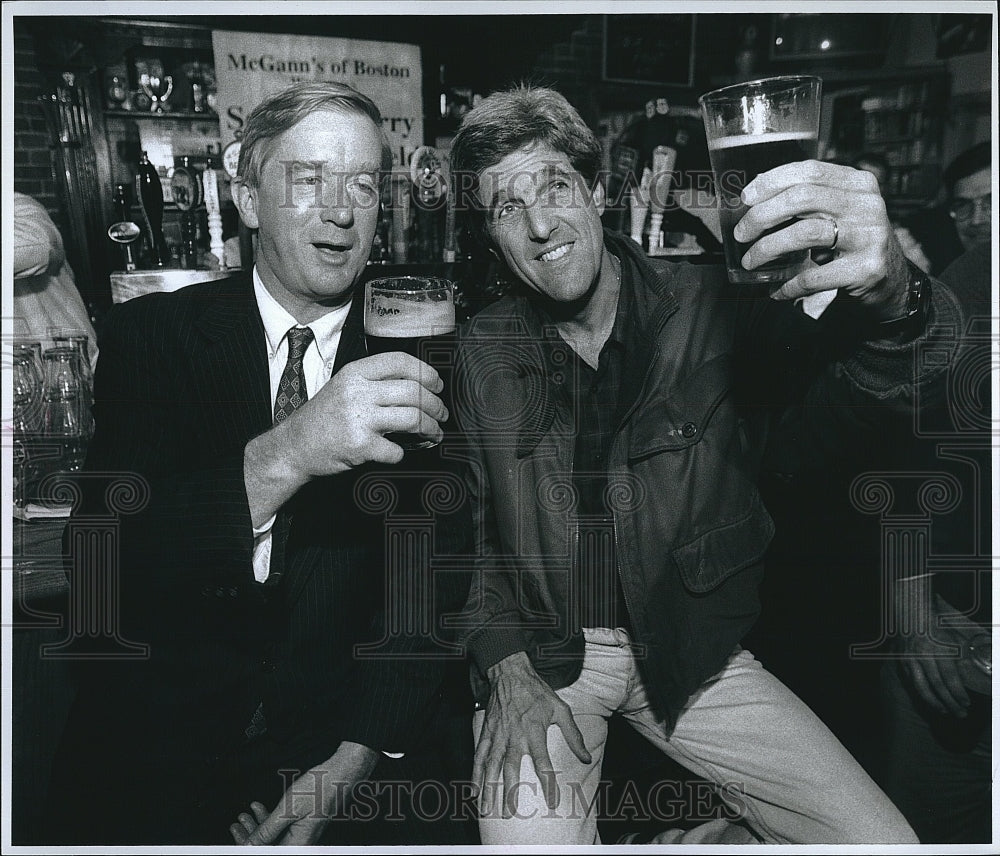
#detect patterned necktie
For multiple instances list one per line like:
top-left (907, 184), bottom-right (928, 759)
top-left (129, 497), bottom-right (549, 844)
top-left (273, 326), bottom-right (314, 424)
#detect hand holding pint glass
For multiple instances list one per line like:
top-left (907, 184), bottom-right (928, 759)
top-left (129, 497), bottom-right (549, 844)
top-left (700, 76), bottom-right (821, 285)
top-left (364, 276), bottom-right (456, 449)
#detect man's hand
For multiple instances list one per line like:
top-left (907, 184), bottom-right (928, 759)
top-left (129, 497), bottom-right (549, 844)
top-left (893, 576), bottom-right (974, 718)
top-left (735, 160), bottom-right (910, 321)
top-left (246, 352), bottom-right (447, 526)
top-left (475, 651), bottom-right (591, 818)
top-left (229, 741), bottom-right (378, 845)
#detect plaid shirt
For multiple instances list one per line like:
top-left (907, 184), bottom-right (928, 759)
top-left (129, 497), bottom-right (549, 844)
top-left (539, 255), bottom-right (642, 630)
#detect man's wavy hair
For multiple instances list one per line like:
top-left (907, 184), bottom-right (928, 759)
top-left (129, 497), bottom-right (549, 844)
top-left (235, 81), bottom-right (393, 189)
top-left (449, 86), bottom-right (603, 246)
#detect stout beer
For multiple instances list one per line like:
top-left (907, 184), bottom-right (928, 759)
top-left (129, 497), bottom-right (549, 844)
top-left (364, 276), bottom-right (455, 449)
top-left (710, 130), bottom-right (819, 284)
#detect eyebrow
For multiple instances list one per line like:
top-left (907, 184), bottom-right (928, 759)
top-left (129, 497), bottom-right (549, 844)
top-left (286, 159), bottom-right (381, 173)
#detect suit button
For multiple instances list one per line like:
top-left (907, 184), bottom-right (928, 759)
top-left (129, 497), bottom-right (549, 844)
top-left (681, 422), bottom-right (698, 438)
top-left (200, 586), bottom-right (212, 598)
top-left (261, 658), bottom-right (276, 673)
top-left (215, 586), bottom-right (225, 598)
top-left (228, 587), bottom-right (238, 598)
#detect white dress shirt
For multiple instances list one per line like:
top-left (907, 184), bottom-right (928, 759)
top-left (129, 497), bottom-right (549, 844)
top-left (251, 268), bottom-right (353, 582)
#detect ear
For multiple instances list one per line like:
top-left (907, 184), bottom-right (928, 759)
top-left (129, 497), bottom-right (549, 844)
top-left (591, 181), bottom-right (606, 217)
top-left (232, 179), bottom-right (260, 230)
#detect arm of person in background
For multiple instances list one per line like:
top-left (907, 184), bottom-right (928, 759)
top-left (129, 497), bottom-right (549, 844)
top-left (13, 193), bottom-right (64, 279)
top-left (891, 574), bottom-right (982, 718)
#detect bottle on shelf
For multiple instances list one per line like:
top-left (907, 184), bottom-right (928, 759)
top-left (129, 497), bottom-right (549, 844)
top-left (136, 151), bottom-right (166, 267)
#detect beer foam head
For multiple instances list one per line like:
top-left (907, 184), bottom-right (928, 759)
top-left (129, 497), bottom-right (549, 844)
top-left (365, 292), bottom-right (455, 337)
top-left (708, 130), bottom-right (817, 151)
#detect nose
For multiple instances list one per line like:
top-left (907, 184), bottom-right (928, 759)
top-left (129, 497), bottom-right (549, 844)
top-left (320, 178), bottom-right (355, 228)
top-left (524, 200), bottom-right (556, 241)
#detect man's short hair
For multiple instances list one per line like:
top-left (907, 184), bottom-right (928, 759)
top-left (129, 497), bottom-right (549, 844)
top-left (943, 141), bottom-right (991, 198)
top-left (449, 85), bottom-right (603, 232)
top-left (236, 81), bottom-right (392, 188)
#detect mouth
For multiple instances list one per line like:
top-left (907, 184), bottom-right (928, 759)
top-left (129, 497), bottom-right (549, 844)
top-left (313, 241), bottom-right (353, 259)
top-left (537, 242), bottom-right (573, 263)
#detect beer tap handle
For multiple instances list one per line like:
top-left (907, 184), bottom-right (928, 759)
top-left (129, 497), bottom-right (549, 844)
top-left (202, 160), bottom-right (226, 269)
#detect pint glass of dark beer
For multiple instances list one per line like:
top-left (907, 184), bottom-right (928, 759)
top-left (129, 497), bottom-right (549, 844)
top-left (364, 276), bottom-right (456, 449)
top-left (699, 76), bottom-right (822, 285)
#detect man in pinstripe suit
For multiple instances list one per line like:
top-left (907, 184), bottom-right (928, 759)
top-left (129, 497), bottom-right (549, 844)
top-left (48, 82), bottom-right (470, 845)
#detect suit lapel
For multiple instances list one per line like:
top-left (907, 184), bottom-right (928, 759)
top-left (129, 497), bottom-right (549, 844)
top-left (191, 276), bottom-right (272, 445)
top-left (335, 293), bottom-right (368, 371)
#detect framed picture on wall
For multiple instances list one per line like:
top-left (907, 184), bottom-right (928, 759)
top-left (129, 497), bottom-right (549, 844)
top-left (602, 14), bottom-right (696, 87)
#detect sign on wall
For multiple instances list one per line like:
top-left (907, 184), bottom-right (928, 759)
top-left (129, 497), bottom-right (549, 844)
top-left (211, 29), bottom-right (423, 174)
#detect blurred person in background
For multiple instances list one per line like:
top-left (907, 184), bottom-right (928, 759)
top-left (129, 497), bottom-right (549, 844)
top-left (902, 141), bottom-right (991, 276)
top-left (880, 239), bottom-right (991, 844)
top-left (13, 192), bottom-right (98, 366)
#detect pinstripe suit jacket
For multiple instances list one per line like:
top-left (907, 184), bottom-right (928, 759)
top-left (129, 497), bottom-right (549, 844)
top-left (65, 273), bottom-right (470, 764)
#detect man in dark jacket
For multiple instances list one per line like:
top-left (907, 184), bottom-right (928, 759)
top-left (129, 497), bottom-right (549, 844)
top-left (448, 86), bottom-right (961, 845)
top-left (47, 82), bottom-right (469, 845)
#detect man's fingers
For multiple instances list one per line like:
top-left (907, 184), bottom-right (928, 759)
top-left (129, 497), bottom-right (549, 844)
top-left (526, 732), bottom-right (560, 811)
top-left (237, 812), bottom-right (258, 834)
top-left (357, 352), bottom-right (444, 393)
top-left (554, 705), bottom-right (592, 765)
top-left (770, 255), bottom-right (883, 303)
top-left (378, 406), bottom-right (446, 442)
top-left (904, 660), bottom-right (948, 715)
top-left (247, 808), bottom-right (286, 846)
top-left (373, 379), bottom-right (449, 421)
top-left (925, 657), bottom-right (970, 717)
top-left (743, 159), bottom-right (878, 205)
top-left (250, 801), bottom-right (269, 824)
top-left (229, 823), bottom-right (249, 844)
top-left (735, 186), bottom-right (847, 245)
top-left (367, 435), bottom-right (406, 465)
top-left (474, 732), bottom-right (502, 816)
top-left (739, 217), bottom-right (838, 273)
top-left (502, 752), bottom-right (523, 819)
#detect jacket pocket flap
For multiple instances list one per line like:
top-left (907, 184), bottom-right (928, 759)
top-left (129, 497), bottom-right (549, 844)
top-left (629, 353), bottom-right (732, 459)
top-left (672, 493), bottom-right (775, 593)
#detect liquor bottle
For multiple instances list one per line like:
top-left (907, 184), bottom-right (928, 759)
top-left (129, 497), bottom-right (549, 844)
top-left (189, 62), bottom-right (207, 113)
top-left (136, 151), bottom-right (166, 267)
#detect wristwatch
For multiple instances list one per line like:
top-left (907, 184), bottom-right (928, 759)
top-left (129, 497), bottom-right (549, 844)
top-left (876, 260), bottom-right (932, 342)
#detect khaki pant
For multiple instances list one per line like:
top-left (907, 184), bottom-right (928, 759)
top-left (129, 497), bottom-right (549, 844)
top-left (474, 628), bottom-right (917, 845)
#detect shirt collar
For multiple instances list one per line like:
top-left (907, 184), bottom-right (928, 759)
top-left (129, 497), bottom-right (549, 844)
top-left (252, 267), bottom-right (352, 363)
top-left (606, 252), bottom-right (631, 351)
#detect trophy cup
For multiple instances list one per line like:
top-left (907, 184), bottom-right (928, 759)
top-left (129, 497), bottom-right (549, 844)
top-left (139, 71), bottom-right (173, 114)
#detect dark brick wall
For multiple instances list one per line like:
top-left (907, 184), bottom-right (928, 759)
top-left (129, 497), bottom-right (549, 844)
top-left (13, 27), bottom-right (62, 232)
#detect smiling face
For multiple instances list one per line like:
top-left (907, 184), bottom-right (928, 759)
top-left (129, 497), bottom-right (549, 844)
top-left (951, 166), bottom-right (991, 252)
top-left (478, 142), bottom-right (611, 308)
top-left (235, 108), bottom-right (382, 322)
